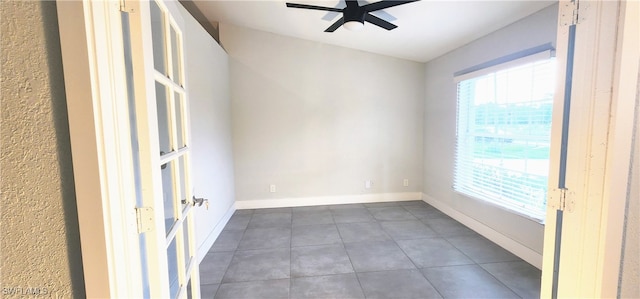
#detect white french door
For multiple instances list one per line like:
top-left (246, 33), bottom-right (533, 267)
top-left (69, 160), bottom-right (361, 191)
top-left (58, 0), bottom-right (201, 297)
top-left (126, 0), bottom-right (200, 297)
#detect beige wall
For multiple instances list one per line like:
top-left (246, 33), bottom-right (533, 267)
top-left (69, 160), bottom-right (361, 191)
top-left (178, 3), bottom-right (236, 260)
top-left (422, 4), bottom-right (558, 257)
top-left (0, 1), bottom-right (84, 297)
top-left (221, 24), bottom-right (425, 203)
top-left (619, 72), bottom-right (639, 298)
top-left (1, 1), bottom-right (633, 295)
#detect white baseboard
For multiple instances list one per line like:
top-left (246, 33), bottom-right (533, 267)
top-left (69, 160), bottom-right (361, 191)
top-left (235, 192), bottom-right (423, 210)
top-left (197, 203), bottom-right (235, 264)
top-left (422, 193), bottom-right (543, 269)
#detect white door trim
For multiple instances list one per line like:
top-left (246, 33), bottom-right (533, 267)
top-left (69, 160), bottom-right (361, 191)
top-left (540, 1), bottom-right (639, 297)
top-left (597, 0), bottom-right (639, 296)
top-left (57, 0), bottom-right (143, 297)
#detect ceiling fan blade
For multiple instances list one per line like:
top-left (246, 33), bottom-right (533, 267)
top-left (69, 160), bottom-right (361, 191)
top-left (354, 0), bottom-right (398, 21)
top-left (325, 17), bottom-right (345, 32)
top-left (321, 0), bottom-right (397, 22)
top-left (363, 0), bottom-right (419, 12)
top-left (345, 0), bottom-right (359, 8)
top-left (365, 13), bottom-right (397, 30)
top-left (321, 11), bottom-right (341, 21)
top-left (321, 0), bottom-right (344, 21)
top-left (369, 9), bottom-right (397, 22)
top-left (286, 2), bottom-right (342, 12)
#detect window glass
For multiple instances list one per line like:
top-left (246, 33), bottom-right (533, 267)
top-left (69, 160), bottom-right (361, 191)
top-left (454, 58), bottom-right (556, 221)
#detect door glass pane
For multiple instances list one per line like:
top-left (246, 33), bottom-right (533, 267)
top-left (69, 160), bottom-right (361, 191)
top-left (162, 160), bottom-right (175, 233)
top-left (175, 92), bottom-right (185, 148)
top-left (170, 25), bottom-right (181, 85)
top-left (167, 237), bottom-right (179, 299)
top-left (179, 155), bottom-right (187, 208)
top-left (186, 281), bottom-right (193, 299)
top-left (183, 223), bottom-right (191, 270)
top-left (150, 0), bottom-right (166, 75)
top-left (156, 82), bottom-right (172, 153)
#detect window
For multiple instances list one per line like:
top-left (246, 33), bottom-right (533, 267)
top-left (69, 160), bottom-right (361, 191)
top-left (454, 55), bottom-right (556, 221)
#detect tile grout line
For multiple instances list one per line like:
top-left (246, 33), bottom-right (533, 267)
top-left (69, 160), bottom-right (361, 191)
top-left (433, 235), bottom-right (523, 299)
top-left (476, 262), bottom-right (527, 299)
top-left (212, 210), bottom-right (253, 298)
top-left (383, 211), bottom-right (447, 299)
top-left (289, 209), bottom-right (293, 299)
top-left (203, 201), bottom-right (536, 298)
top-left (331, 204), bottom-right (367, 298)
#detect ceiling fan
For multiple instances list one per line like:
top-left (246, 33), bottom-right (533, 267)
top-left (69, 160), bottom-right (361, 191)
top-left (285, 0), bottom-right (419, 32)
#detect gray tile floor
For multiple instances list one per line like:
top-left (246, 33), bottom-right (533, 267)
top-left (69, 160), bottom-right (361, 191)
top-left (199, 201), bottom-right (541, 299)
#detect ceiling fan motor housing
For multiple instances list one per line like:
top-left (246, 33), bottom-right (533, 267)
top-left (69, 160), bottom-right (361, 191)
top-left (344, 5), bottom-right (366, 24)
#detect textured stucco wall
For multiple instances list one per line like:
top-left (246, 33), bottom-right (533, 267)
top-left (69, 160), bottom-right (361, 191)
top-left (619, 72), bottom-right (640, 298)
top-left (1, 1), bottom-right (85, 297)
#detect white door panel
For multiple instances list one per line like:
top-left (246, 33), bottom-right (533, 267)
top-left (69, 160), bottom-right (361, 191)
top-left (58, 0), bottom-right (201, 297)
top-left (127, 0), bottom-right (200, 297)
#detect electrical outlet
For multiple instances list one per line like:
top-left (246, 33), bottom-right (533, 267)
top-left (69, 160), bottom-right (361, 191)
top-left (365, 180), bottom-right (372, 189)
top-left (269, 184), bottom-right (276, 193)
top-left (403, 179), bottom-right (409, 187)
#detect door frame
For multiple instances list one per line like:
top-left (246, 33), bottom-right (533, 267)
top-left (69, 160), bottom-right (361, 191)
top-left (540, 0), bottom-right (639, 298)
top-left (57, 0), bottom-right (143, 297)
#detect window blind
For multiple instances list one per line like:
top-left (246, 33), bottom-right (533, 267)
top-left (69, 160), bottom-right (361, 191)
top-left (454, 58), bottom-right (556, 222)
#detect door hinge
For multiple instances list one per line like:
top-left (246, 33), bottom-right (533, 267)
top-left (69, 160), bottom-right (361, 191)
top-left (119, 0), bottom-right (134, 13)
top-left (135, 207), bottom-right (155, 233)
top-left (560, 0), bottom-right (586, 26)
top-left (549, 188), bottom-right (575, 212)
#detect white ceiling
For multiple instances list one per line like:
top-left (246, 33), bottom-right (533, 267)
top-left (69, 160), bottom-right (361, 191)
top-left (188, 0), bottom-right (555, 62)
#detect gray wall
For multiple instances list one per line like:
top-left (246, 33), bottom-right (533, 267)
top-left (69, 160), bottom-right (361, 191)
top-left (422, 4), bottom-right (558, 255)
top-left (619, 72), bottom-right (639, 298)
top-left (178, 4), bottom-right (235, 260)
top-left (0, 1), bottom-right (84, 297)
top-left (220, 24), bottom-right (425, 203)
